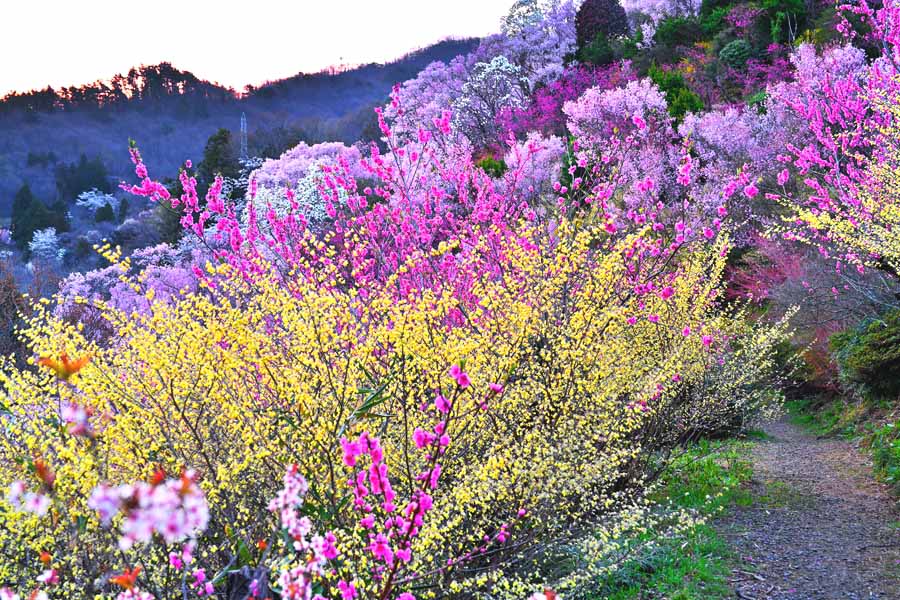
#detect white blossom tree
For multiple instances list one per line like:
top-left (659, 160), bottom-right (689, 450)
top-left (76, 188), bottom-right (119, 214)
top-left (452, 56), bottom-right (530, 148)
top-left (28, 228), bottom-right (65, 263)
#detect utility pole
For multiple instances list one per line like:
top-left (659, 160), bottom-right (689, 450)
top-left (240, 112), bottom-right (248, 161)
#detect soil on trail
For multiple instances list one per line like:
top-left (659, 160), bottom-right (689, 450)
top-left (719, 419), bottom-right (900, 600)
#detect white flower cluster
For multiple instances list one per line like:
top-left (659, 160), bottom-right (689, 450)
top-left (28, 227), bottom-right (65, 263)
top-left (221, 156), bottom-right (264, 200)
top-left (452, 56), bottom-right (529, 148)
top-left (76, 188), bottom-right (119, 213)
top-left (503, 131), bottom-right (567, 205)
top-left (621, 0), bottom-right (701, 22)
top-left (242, 164), bottom-right (343, 234)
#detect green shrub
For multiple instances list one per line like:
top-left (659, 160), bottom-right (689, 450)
top-left (578, 31), bottom-right (616, 65)
top-left (701, 6), bottom-right (732, 37)
top-left (869, 421), bottom-right (900, 491)
top-left (73, 238), bottom-right (93, 260)
top-left (118, 197), bottom-right (129, 223)
top-left (760, 0), bottom-right (808, 44)
top-left (710, 29), bottom-right (737, 55)
top-left (576, 0), bottom-right (630, 49)
top-left (94, 201), bottom-right (115, 223)
top-left (718, 39), bottom-right (752, 69)
top-left (648, 64), bottom-right (705, 121)
top-left (648, 64), bottom-right (684, 94)
top-left (654, 17), bottom-right (704, 48)
top-left (617, 25), bottom-right (643, 60)
top-left (475, 156), bottom-right (508, 178)
top-left (700, 0), bottom-right (732, 18)
top-left (669, 87), bottom-right (705, 120)
top-left (830, 309), bottom-right (900, 400)
top-left (746, 90), bottom-right (768, 112)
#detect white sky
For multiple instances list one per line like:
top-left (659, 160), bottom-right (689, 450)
top-left (1, 0), bottom-right (514, 96)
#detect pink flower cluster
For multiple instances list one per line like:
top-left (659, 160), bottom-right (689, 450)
top-left (560, 78), bottom-right (739, 256)
top-left (725, 5), bottom-right (763, 32)
top-left (498, 64), bottom-right (634, 139)
top-left (339, 405), bottom-right (456, 598)
top-left (762, 4), bottom-right (900, 270)
top-left (115, 590), bottom-right (155, 600)
top-left (266, 465), bottom-right (340, 600)
top-left (60, 402), bottom-right (94, 437)
top-left (342, 432), bottom-right (417, 555)
top-left (252, 142), bottom-right (366, 190)
top-left (87, 470), bottom-right (209, 550)
top-left (6, 481), bottom-right (50, 516)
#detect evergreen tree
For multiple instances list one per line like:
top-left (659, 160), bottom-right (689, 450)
top-left (118, 197), bottom-right (129, 223)
top-left (95, 201), bottom-right (115, 223)
top-left (54, 154), bottom-right (111, 200)
top-left (49, 200), bottom-right (71, 233)
top-left (10, 184), bottom-right (66, 250)
top-left (198, 129), bottom-right (240, 197)
top-left (576, 0), bottom-right (630, 50)
top-left (9, 184), bottom-right (35, 249)
top-left (153, 177), bottom-right (186, 245)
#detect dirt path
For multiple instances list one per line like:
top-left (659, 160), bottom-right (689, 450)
top-left (719, 419), bottom-right (900, 600)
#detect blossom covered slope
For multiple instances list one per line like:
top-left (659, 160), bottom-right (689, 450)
top-left (4, 0), bottom-right (900, 598)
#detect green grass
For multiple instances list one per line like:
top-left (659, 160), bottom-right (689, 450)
top-left (588, 440), bottom-right (755, 599)
top-left (868, 420), bottom-right (900, 493)
top-left (784, 398), bottom-right (858, 438)
top-left (599, 524), bottom-right (735, 600)
top-left (755, 479), bottom-right (805, 508)
top-left (742, 428), bottom-right (774, 442)
top-left (787, 397), bottom-right (900, 494)
top-left (651, 440), bottom-right (754, 512)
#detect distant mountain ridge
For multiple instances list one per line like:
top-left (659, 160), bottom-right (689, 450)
top-left (0, 38), bottom-right (478, 216)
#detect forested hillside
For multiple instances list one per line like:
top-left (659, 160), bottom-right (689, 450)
top-left (0, 39), bottom-right (476, 212)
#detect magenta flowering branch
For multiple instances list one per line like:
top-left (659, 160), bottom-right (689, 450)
top-left (329, 364), bottom-right (514, 600)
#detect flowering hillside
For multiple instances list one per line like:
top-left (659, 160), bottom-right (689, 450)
top-left (2, 0), bottom-right (900, 598)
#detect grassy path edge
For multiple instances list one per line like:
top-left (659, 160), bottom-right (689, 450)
top-left (590, 437), bottom-right (758, 599)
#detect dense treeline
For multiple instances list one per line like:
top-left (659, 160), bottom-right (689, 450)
top-left (0, 63), bottom-right (234, 114)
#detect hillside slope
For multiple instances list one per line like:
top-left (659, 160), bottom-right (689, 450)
top-left (0, 38), bottom-right (477, 214)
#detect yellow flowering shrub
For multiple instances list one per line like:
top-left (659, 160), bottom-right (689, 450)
top-left (0, 210), bottom-right (789, 599)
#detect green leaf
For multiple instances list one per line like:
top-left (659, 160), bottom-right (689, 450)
top-left (235, 538), bottom-right (253, 566)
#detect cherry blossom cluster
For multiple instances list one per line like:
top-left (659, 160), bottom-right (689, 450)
top-left (87, 469), bottom-right (209, 550)
top-left (6, 480), bottom-right (51, 516)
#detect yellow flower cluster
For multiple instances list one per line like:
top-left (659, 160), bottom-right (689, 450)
top-left (0, 216), bottom-right (787, 598)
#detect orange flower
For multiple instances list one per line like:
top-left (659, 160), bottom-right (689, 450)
top-left (257, 539), bottom-right (268, 551)
top-left (110, 566), bottom-right (141, 589)
top-left (149, 467), bottom-right (167, 487)
top-left (39, 551), bottom-right (51, 565)
top-left (33, 457), bottom-right (55, 489)
top-left (178, 469), bottom-right (198, 496)
top-left (38, 353), bottom-right (91, 381)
